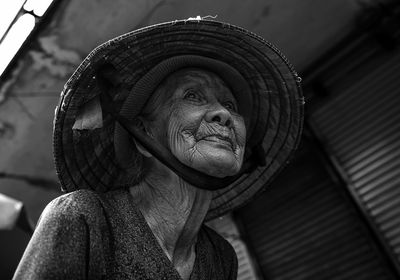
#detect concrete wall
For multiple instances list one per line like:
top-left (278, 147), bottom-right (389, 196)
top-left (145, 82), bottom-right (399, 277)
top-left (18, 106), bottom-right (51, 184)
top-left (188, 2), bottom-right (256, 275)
top-left (0, 0), bottom-right (366, 278)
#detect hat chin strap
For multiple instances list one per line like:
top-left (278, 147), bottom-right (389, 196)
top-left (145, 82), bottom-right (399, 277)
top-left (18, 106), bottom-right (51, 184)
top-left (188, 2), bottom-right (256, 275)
top-left (112, 111), bottom-right (258, 190)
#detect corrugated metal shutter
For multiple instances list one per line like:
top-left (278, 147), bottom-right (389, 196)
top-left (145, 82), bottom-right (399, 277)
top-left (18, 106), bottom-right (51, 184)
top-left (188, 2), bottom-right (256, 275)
top-left (311, 49), bottom-right (400, 267)
top-left (207, 214), bottom-right (261, 280)
top-left (237, 137), bottom-right (397, 279)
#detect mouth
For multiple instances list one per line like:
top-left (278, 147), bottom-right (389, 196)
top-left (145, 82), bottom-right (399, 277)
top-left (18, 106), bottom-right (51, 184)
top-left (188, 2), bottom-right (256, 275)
top-left (200, 134), bottom-right (234, 149)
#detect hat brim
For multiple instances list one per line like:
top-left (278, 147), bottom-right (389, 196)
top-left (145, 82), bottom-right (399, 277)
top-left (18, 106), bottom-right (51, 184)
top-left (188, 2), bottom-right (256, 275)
top-left (53, 19), bottom-right (304, 220)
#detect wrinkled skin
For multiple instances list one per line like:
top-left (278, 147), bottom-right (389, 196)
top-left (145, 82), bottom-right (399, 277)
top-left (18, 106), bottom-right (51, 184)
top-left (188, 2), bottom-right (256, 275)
top-left (141, 68), bottom-right (247, 178)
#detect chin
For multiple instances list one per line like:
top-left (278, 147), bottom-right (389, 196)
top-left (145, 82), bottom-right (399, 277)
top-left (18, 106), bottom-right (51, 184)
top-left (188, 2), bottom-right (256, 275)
top-left (189, 151), bottom-right (242, 178)
top-left (203, 165), bottom-right (240, 178)
top-left (173, 141), bottom-right (244, 178)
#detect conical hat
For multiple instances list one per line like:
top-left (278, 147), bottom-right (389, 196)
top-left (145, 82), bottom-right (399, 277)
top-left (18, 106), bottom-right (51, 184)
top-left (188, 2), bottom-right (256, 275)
top-left (53, 19), bottom-right (304, 220)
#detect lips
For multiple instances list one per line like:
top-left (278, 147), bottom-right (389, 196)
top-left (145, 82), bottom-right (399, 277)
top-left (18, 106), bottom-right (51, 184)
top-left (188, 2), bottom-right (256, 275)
top-left (200, 134), bottom-right (234, 148)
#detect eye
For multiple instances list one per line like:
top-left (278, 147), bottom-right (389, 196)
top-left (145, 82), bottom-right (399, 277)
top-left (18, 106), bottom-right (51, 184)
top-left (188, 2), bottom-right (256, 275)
top-left (222, 101), bottom-right (237, 111)
top-left (183, 89), bottom-right (201, 101)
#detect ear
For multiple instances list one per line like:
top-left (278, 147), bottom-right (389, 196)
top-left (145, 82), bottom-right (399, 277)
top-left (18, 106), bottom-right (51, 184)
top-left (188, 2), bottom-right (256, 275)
top-left (133, 118), bottom-right (153, 158)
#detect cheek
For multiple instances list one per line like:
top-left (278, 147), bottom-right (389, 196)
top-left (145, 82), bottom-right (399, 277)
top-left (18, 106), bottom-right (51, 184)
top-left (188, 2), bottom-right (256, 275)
top-left (166, 106), bottom-right (202, 154)
top-left (167, 120), bottom-right (187, 153)
top-left (234, 117), bottom-right (247, 148)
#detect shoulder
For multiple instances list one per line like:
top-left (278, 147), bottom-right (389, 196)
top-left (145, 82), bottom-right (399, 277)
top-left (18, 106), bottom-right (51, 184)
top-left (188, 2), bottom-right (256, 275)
top-left (46, 190), bottom-right (100, 211)
top-left (39, 189), bottom-right (104, 226)
top-left (14, 190), bottom-right (108, 279)
top-left (202, 225), bottom-right (236, 253)
top-left (203, 226), bottom-right (237, 265)
top-left (200, 225), bottom-right (238, 279)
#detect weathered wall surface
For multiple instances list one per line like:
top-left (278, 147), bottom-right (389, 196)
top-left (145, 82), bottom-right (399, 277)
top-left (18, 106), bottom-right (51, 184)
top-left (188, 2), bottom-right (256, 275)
top-left (0, 0), bottom-right (365, 277)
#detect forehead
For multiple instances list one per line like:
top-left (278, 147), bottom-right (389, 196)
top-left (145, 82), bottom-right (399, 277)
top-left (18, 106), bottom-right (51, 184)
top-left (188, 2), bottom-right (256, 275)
top-left (165, 68), bottom-right (235, 100)
top-left (143, 68), bottom-right (237, 117)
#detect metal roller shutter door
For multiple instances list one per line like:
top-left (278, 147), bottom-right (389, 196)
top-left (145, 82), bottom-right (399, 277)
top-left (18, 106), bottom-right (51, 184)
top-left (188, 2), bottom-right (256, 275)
top-left (237, 137), bottom-right (397, 279)
top-left (311, 49), bottom-right (400, 268)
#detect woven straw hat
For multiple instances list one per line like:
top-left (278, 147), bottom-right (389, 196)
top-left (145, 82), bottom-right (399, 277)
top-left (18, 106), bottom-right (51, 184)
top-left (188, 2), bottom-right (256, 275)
top-left (53, 19), bottom-right (304, 220)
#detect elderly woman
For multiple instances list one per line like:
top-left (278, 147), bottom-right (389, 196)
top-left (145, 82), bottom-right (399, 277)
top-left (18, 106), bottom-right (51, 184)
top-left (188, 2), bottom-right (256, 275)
top-left (14, 19), bottom-right (303, 279)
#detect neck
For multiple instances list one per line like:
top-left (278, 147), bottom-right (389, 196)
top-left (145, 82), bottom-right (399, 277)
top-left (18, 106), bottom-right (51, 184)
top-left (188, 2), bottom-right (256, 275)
top-left (129, 160), bottom-right (212, 279)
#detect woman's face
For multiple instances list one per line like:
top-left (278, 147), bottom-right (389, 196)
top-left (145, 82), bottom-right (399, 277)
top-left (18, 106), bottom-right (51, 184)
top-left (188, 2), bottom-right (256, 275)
top-left (143, 68), bottom-right (246, 178)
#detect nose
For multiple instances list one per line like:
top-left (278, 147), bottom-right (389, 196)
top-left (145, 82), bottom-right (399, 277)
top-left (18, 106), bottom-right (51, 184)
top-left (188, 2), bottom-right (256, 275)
top-left (205, 104), bottom-right (233, 128)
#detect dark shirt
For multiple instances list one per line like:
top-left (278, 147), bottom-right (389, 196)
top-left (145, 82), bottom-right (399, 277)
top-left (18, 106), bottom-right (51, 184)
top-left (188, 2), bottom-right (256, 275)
top-left (13, 189), bottom-right (238, 279)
